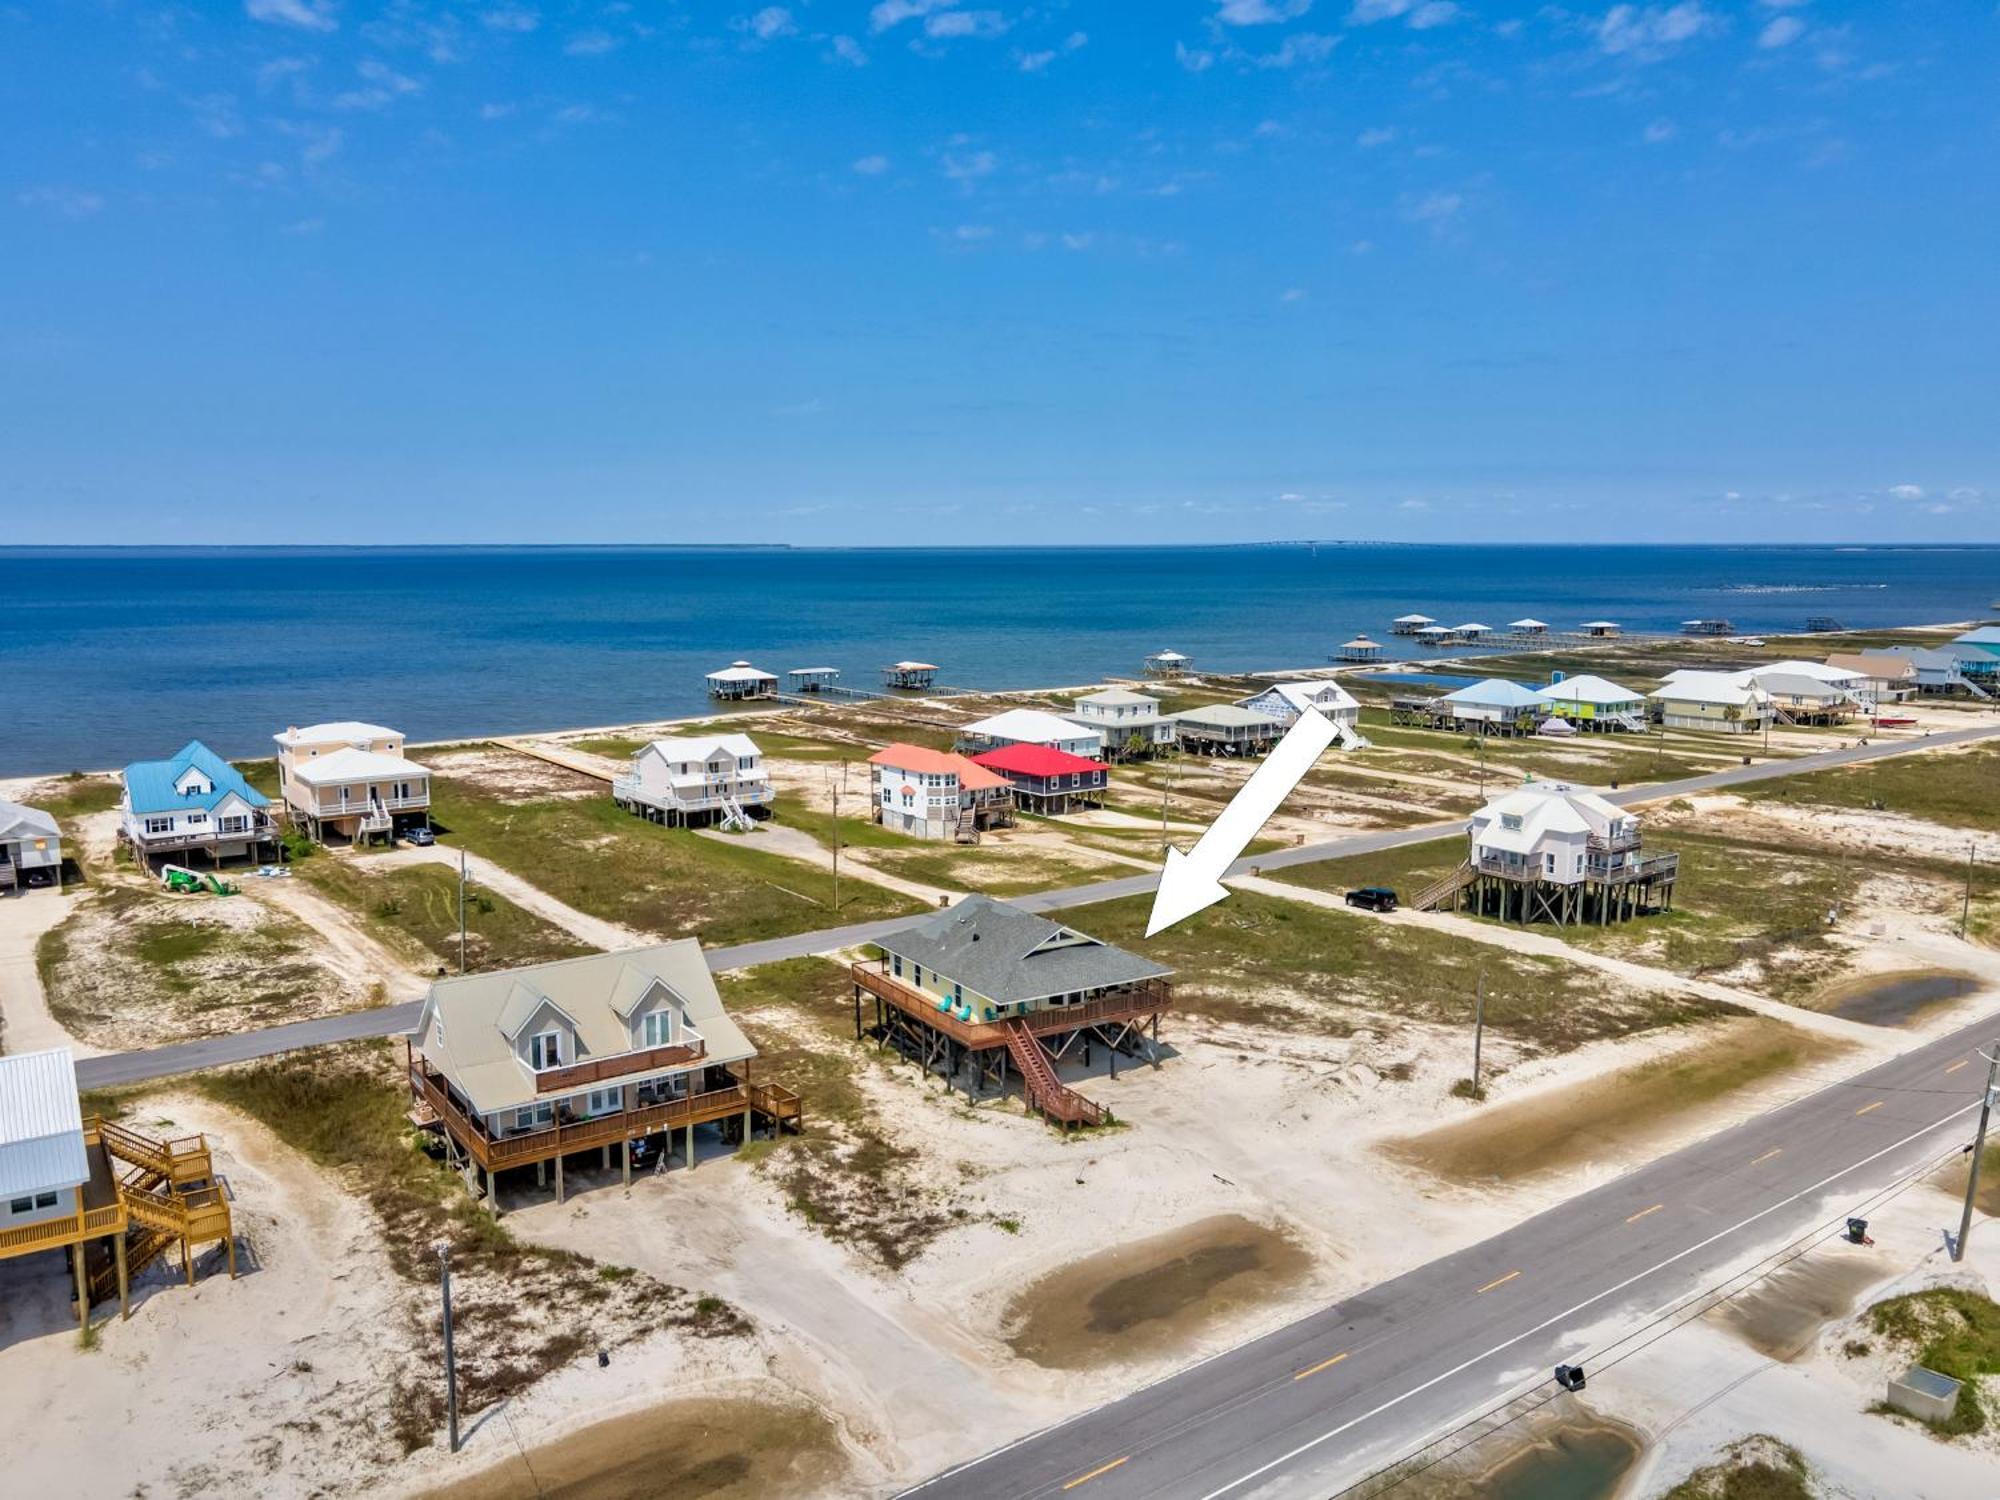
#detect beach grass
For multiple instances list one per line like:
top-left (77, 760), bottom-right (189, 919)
top-left (1739, 740), bottom-right (2000, 833)
top-left (429, 779), bottom-right (924, 943)
top-left (299, 857), bottom-right (594, 973)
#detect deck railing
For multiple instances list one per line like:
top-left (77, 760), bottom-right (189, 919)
top-left (0, 1203), bottom-right (126, 1259)
top-left (533, 1034), bottom-right (706, 1093)
top-left (852, 962), bottom-right (1171, 1049)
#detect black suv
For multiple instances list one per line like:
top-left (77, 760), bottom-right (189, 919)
top-left (1345, 886), bottom-right (1399, 913)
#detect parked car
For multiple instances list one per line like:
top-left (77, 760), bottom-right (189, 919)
top-left (1345, 886), bottom-right (1398, 913)
top-left (405, 826), bottom-right (438, 847)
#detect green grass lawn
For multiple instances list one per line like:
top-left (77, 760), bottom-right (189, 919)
top-left (1057, 888), bottom-right (1727, 1052)
top-left (1868, 1287), bottom-right (2000, 1434)
top-left (301, 857), bottom-right (594, 973)
top-left (430, 781), bottom-right (923, 943)
top-left (864, 841), bottom-right (1130, 898)
top-left (1741, 741), bottom-right (2000, 833)
top-left (22, 772), bottom-right (122, 819)
top-left (769, 791), bottom-right (928, 852)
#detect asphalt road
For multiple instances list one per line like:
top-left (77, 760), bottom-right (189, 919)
top-left (903, 1008), bottom-right (2000, 1500)
top-left (73, 719), bottom-right (1999, 1091)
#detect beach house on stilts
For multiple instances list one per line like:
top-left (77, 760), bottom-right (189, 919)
top-left (869, 744), bottom-right (1015, 841)
top-left (407, 945), bottom-right (802, 1211)
top-left (851, 896), bottom-right (1174, 1129)
top-left (1412, 781), bottom-right (1679, 925)
top-left (0, 800), bottom-right (62, 894)
top-left (274, 722), bottom-right (432, 845)
top-left (0, 1048), bottom-right (235, 1329)
top-left (612, 733), bottom-right (774, 829)
top-left (1065, 688), bottom-right (1175, 759)
top-left (1234, 681), bottom-right (1368, 747)
top-left (118, 741), bottom-right (275, 868)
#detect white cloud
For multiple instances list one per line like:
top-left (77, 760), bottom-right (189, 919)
top-left (1887, 483), bottom-right (1925, 501)
top-left (1061, 231), bottom-right (1094, 250)
top-left (1254, 32), bottom-right (1338, 68)
top-left (1017, 49), bottom-right (1055, 71)
top-left (1757, 15), bottom-right (1804, 48)
top-left (1347, 0), bottom-right (1456, 25)
top-left (852, 154), bottom-right (890, 174)
top-left (1280, 287), bottom-right (1308, 302)
top-left (741, 7), bottom-right (798, 41)
top-left (333, 58), bottom-right (423, 111)
top-left (925, 9), bottom-right (1007, 39)
top-left (1400, 188), bottom-right (1463, 228)
top-left (829, 34), bottom-right (869, 65)
top-left (246, 0), bottom-right (337, 33)
top-left (18, 186), bottom-right (105, 218)
top-left (1216, 0), bottom-right (1312, 23)
top-left (952, 224), bottom-right (993, 241)
top-left (1596, 3), bottom-right (1717, 61)
top-left (564, 29), bottom-right (617, 56)
top-left (1356, 125), bottom-right (1396, 147)
top-left (869, 0), bottom-right (955, 32)
top-left (481, 4), bottom-right (538, 32)
top-left (479, 101), bottom-right (516, 120)
top-left (280, 216), bottom-right (325, 236)
top-left (943, 148), bottom-right (998, 180)
top-left (1175, 40), bottom-right (1215, 72)
top-left (1408, 1), bottom-right (1458, 27)
top-left (1643, 117), bottom-right (1677, 143)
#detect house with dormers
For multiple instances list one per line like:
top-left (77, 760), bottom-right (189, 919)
top-left (613, 732), bottom-right (774, 828)
top-left (407, 943), bottom-right (799, 1208)
top-left (118, 740), bottom-right (275, 866)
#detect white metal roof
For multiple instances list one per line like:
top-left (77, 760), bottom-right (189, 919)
top-left (888, 660), bottom-right (939, 671)
top-left (787, 666), bottom-right (840, 676)
top-left (1240, 681), bottom-right (1360, 715)
top-left (1147, 650), bottom-right (1190, 662)
top-left (1536, 674), bottom-right (1642, 705)
top-left (1470, 782), bottom-right (1630, 856)
top-left (0, 1048), bottom-right (88, 1198)
top-left (1455, 623), bottom-right (1493, 633)
top-left (288, 746), bottom-right (432, 786)
top-left (639, 733), bottom-right (762, 762)
top-left (1509, 618), bottom-right (1548, 629)
top-left (1075, 688), bottom-right (1161, 708)
top-left (273, 721), bottom-right (400, 747)
top-left (1415, 625), bottom-right (1453, 636)
top-left (1579, 620), bottom-right (1621, 629)
top-left (706, 661), bottom-right (777, 681)
top-left (961, 708), bottom-right (1104, 747)
top-left (1650, 671), bottom-right (1766, 708)
top-left (1393, 613), bottom-right (1435, 624)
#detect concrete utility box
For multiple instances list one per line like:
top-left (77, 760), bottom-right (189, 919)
top-left (1887, 1366), bottom-right (1961, 1424)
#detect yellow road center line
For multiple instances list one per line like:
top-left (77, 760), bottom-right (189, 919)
top-left (1064, 1457), bottom-right (1130, 1490)
top-left (1946, 1060), bottom-right (1971, 1074)
top-left (1855, 1101), bottom-right (1884, 1116)
top-left (1476, 1270), bottom-right (1522, 1294)
top-left (1294, 1352), bottom-right (1349, 1381)
top-left (1750, 1148), bottom-right (1783, 1165)
top-left (1626, 1203), bottom-right (1665, 1224)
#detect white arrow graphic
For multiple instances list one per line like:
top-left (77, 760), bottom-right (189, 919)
top-left (1145, 706), bottom-right (1338, 936)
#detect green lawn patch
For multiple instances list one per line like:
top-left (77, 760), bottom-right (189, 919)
top-left (1660, 1434), bottom-right (1815, 1500)
top-left (431, 780), bottom-right (922, 944)
top-left (1868, 1286), bottom-right (2000, 1434)
top-left (1742, 742), bottom-right (2000, 833)
top-left (1059, 888), bottom-right (1728, 1051)
top-left (301, 857), bottom-right (594, 973)
top-left (22, 772), bottom-right (122, 820)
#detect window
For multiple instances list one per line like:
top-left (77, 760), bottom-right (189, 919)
top-left (220, 815), bottom-right (248, 834)
top-left (530, 1031), bottom-right (563, 1070)
top-left (34, 1191), bottom-right (55, 1210)
top-left (186, 812), bottom-right (207, 826)
top-left (891, 953), bottom-right (903, 978)
top-left (1501, 813), bottom-right (1523, 832)
top-left (587, 1088), bottom-right (622, 1114)
top-left (512, 1104), bottom-right (554, 1131)
top-left (7, 1197), bottom-right (30, 1215)
top-left (913, 964), bottom-right (923, 987)
top-left (642, 1010), bottom-right (674, 1047)
top-left (144, 816), bottom-right (174, 836)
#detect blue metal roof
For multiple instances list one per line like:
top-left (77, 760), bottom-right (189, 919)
top-left (1440, 677), bottom-right (1545, 708)
top-left (121, 740), bottom-right (270, 816)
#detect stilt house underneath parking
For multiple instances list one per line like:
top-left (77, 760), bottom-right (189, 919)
top-left (851, 896), bottom-right (1173, 1129)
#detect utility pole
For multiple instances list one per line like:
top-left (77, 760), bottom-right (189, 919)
top-left (1955, 1045), bottom-right (2000, 1263)
top-left (435, 1239), bottom-right (460, 1451)
top-left (1471, 970), bottom-right (1487, 1099)
top-left (457, 849), bottom-right (468, 975)
top-left (830, 765), bottom-right (842, 915)
top-left (1160, 754), bottom-right (1175, 853)
top-left (1963, 843), bottom-right (1978, 939)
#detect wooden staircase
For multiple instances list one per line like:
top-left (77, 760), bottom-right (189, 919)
top-left (1412, 861), bottom-right (1477, 912)
top-left (82, 1117), bottom-right (236, 1307)
top-left (1003, 1020), bottom-right (1107, 1129)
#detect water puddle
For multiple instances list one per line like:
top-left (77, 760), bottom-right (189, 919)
top-left (416, 1396), bottom-right (845, 1500)
top-left (1709, 1250), bottom-right (1894, 1359)
top-left (1004, 1213), bottom-right (1312, 1369)
top-left (1819, 970), bottom-right (1982, 1027)
top-left (1380, 1415), bottom-right (1642, 1499)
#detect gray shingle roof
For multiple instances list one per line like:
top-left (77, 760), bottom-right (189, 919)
top-left (877, 895), bottom-right (1172, 1004)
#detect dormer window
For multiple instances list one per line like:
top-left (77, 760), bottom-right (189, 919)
top-left (1500, 813), bottom-right (1523, 831)
top-left (642, 1010), bottom-right (675, 1047)
top-left (530, 1031), bottom-right (563, 1070)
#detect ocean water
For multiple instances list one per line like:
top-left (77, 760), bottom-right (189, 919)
top-left (3, 544), bottom-right (1993, 776)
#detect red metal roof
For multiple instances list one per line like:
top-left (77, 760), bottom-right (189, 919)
top-left (969, 744), bottom-right (1105, 778)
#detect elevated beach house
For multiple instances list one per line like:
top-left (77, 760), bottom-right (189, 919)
top-left (870, 743), bottom-right (1014, 841)
top-left (1413, 780), bottom-right (1678, 926)
top-left (613, 733), bottom-right (773, 828)
top-left (1508, 619), bottom-right (1550, 640)
top-left (1167, 704), bottom-right (1286, 756)
top-left (1948, 627), bottom-right (2000, 678)
top-left (957, 708), bottom-right (1104, 760)
top-left (970, 744), bottom-right (1109, 816)
top-left (0, 800), bottom-right (61, 894)
top-left (1733, 664), bottom-right (1860, 725)
top-left (1235, 681), bottom-right (1367, 746)
top-left (118, 741), bottom-right (274, 866)
top-left (1908, 646), bottom-right (1996, 699)
top-left (0, 1047), bottom-right (235, 1328)
top-left (1398, 676), bottom-right (1544, 735)
top-left (1533, 674), bottom-right (1648, 732)
top-left (1825, 652), bottom-right (1919, 707)
top-left (1649, 671), bottom-right (1771, 733)
top-left (1066, 688), bottom-right (1175, 759)
top-left (408, 944), bottom-right (801, 1209)
top-left (704, 660), bottom-right (778, 701)
top-left (851, 895), bottom-right (1174, 1127)
top-left (274, 721), bottom-right (431, 845)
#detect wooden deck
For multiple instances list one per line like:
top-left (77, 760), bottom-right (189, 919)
top-left (850, 961), bottom-right (1172, 1052)
top-left (410, 1062), bottom-right (802, 1174)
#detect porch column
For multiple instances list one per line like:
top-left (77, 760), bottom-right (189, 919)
top-left (685, 1122), bottom-right (696, 1171)
top-left (622, 1137), bottom-right (631, 1186)
top-left (600, 1144), bottom-right (611, 1170)
top-left (114, 1232), bottom-right (129, 1319)
top-left (742, 1107), bottom-right (752, 1145)
top-left (554, 1153), bottom-right (565, 1205)
top-left (72, 1246), bottom-right (88, 1330)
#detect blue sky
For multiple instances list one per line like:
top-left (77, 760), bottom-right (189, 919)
top-left (5, 1), bottom-right (1995, 545)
